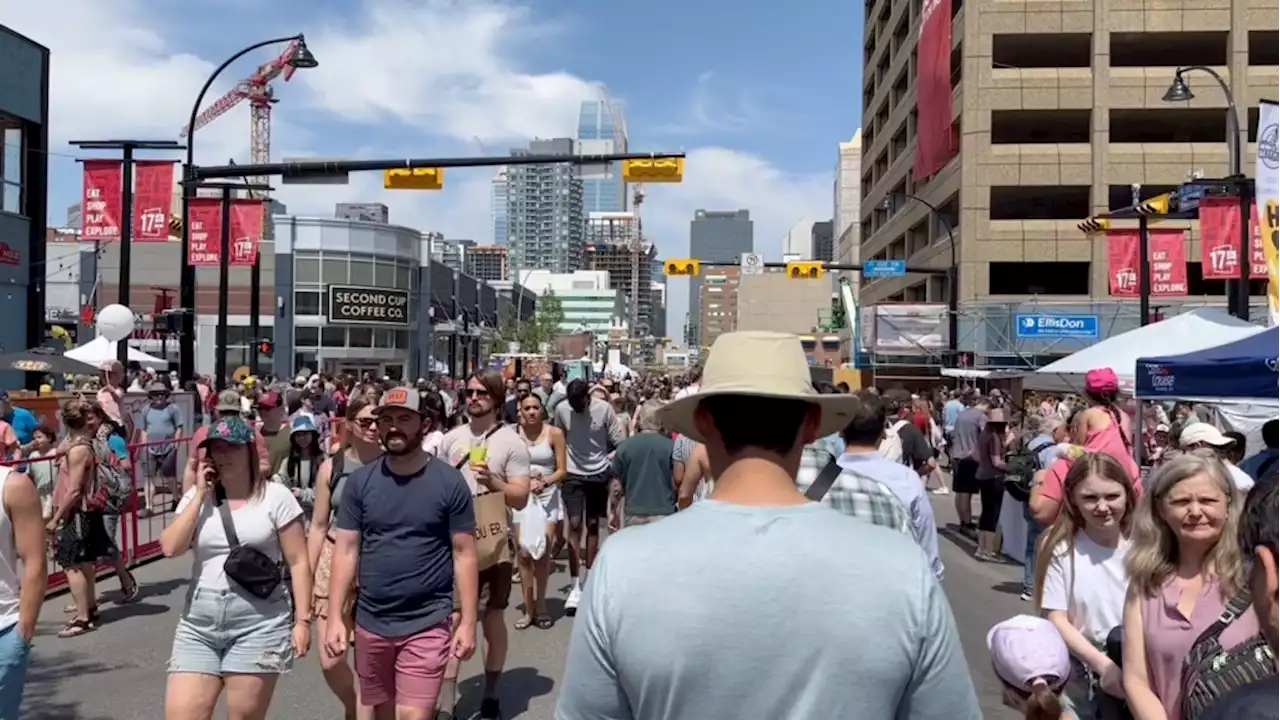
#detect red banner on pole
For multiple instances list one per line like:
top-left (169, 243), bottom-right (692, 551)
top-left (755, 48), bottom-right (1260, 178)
top-left (132, 161), bottom-right (176, 242)
top-left (1149, 228), bottom-right (1188, 296)
top-left (186, 198), bottom-right (223, 267)
top-left (1198, 196), bottom-right (1266, 280)
top-left (1107, 228), bottom-right (1188, 297)
top-left (228, 199), bottom-right (264, 267)
top-left (81, 160), bottom-right (123, 242)
top-left (913, 0), bottom-right (955, 181)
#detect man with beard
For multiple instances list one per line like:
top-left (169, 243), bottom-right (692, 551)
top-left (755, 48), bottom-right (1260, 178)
top-left (326, 387), bottom-right (478, 720)
top-left (437, 370), bottom-right (531, 720)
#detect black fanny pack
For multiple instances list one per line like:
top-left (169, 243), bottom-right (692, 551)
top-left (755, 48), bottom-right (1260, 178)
top-left (215, 487), bottom-right (282, 600)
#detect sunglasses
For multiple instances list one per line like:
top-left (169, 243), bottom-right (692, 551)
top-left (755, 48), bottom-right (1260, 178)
top-left (354, 417), bottom-right (377, 429)
top-left (464, 388), bottom-right (490, 398)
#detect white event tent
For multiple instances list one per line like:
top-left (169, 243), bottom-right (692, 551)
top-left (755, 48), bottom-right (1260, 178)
top-left (1024, 308), bottom-right (1266, 393)
top-left (66, 336), bottom-right (169, 370)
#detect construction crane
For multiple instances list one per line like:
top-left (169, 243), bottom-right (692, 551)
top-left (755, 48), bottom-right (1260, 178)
top-left (179, 38), bottom-right (310, 199)
top-left (599, 85), bottom-right (645, 350)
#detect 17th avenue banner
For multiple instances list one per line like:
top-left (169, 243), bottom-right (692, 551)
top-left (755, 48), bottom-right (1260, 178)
top-left (1107, 228), bottom-right (1188, 297)
top-left (913, 0), bottom-right (956, 181)
top-left (1197, 196), bottom-right (1267, 281)
top-left (228, 199), bottom-right (264, 267)
top-left (1256, 100), bottom-right (1279, 324)
top-left (186, 198), bottom-right (223, 267)
top-left (81, 160), bottom-right (123, 242)
top-left (132, 161), bottom-right (176, 242)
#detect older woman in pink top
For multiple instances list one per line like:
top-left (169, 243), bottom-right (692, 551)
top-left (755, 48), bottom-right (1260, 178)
top-left (1121, 453), bottom-right (1260, 720)
top-left (1030, 368), bottom-right (1143, 527)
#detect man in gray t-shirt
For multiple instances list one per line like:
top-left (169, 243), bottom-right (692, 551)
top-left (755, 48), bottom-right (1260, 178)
top-left (948, 400), bottom-right (989, 528)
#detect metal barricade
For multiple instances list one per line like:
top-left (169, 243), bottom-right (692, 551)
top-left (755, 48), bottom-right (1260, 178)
top-left (128, 436), bottom-right (192, 563)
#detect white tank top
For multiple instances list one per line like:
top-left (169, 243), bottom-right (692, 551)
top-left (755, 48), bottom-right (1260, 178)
top-left (0, 467), bottom-right (22, 632)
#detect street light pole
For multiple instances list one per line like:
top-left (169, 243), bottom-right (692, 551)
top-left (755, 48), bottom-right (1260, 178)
top-left (179, 34), bottom-right (315, 383)
top-left (1164, 65), bottom-right (1248, 319)
top-left (888, 193), bottom-right (960, 367)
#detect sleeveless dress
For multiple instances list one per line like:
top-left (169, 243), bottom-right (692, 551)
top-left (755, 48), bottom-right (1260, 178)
top-left (312, 452), bottom-right (365, 629)
top-left (525, 430), bottom-right (564, 522)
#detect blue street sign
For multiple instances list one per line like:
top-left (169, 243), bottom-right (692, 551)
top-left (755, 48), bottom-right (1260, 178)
top-left (1015, 314), bottom-right (1100, 340)
top-left (863, 259), bottom-right (907, 278)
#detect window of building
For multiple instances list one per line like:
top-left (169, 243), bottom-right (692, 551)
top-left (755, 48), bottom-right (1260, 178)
top-left (295, 291), bottom-right (322, 316)
top-left (1110, 32), bottom-right (1227, 67)
top-left (1110, 109), bottom-right (1227, 143)
top-left (349, 259), bottom-right (374, 285)
top-left (322, 258), bottom-right (348, 285)
top-left (1249, 31), bottom-right (1279, 66)
top-left (1, 120), bottom-right (23, 216)
top-left (992, 33), bottom-right (1091, 68)
top-left (295, 326), bottom-right (320, 347)
top-left (1186, 265), bottom-right (1269, 297)
top-left (322, 327), bottom-right (346, 347)
top-left (348, 327), bottom-right (374, 348)
top-left (988, 262), bottom-right (1090, 295)
top-left (295, 257), bottom-right (321, 284)
top-left (991, 110), bottom-right (1091, 144)
top-left (989, 186), bottom-right (1090, 220)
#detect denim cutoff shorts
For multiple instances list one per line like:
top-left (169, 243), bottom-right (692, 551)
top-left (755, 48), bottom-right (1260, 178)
top-left (168, 586), bottom-right (295, 677)
top-left (0, 622), bottom-right (31, 718)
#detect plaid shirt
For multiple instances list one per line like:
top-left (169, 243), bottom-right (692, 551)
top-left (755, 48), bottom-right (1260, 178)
top-left (795, 443), bottom-right (911, 535)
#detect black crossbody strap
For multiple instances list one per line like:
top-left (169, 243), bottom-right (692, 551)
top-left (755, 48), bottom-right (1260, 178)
top-left (1192, 587), bottom-right (1254, 649)
top-left (454, 424), bottom-right (504, 470)
top-left (214, 485), bottom-right (242, 549)
top-left (805, 458), bottom-right (844, 501)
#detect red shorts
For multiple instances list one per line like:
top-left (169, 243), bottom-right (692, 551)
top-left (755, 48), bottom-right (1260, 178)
top-left (354, 622), bottom-right (451, 709)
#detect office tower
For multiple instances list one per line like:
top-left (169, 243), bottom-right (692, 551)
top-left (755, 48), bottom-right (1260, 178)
top-left (834, 131), bottom-right (861, 257)
top-left (688, 209), bottom-right (753, 346)
top-left (576, 100), bottom-right (628, 213)
top-left (491, 169), bottom-right (509, 246)
top-left (699, 266), bottom-right (741, 348)
top-left (585, 212), bottom-right (655, 339)
top-left (812, 220), bottom-right (834, 262)
top-left (507, 138), bottom-right (585, 275)
top-left (781, 218), bottom-right (817, 260)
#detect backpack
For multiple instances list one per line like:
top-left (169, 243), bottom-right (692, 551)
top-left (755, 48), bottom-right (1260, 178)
top-left (1003, 436), bottom-right (1053, 503)
top-left (1180, 587), bottom-right (1277, 719)
top-left (879, 420), bottom-right (909, 463)
top-left (75, 439), bottom-right (132, 515)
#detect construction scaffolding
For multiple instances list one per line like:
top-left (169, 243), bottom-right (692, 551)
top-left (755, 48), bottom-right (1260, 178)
top-left (584, 212), bottom-right (656, 360)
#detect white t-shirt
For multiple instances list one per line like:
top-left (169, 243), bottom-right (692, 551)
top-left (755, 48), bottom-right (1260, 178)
top-left (1040, 532), bottom-right (1130, 644)
top-left (674, 384), bottom-right (699, 400)
top-left (422, 430), bottom-right (445, 456)
top-left (176, 482), bottom-right (303, 591)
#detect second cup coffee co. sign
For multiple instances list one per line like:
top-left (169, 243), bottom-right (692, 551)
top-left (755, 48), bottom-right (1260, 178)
top-left (327, 285), bottom-right (411, 326)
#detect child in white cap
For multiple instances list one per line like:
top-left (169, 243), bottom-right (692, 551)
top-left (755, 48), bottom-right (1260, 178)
top-left (988, 615), bottom-right (1074, 720)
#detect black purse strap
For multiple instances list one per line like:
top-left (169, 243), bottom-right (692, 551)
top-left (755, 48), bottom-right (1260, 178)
top-left (804, 458), bottom-right (844, 501)
top-left (454, 424), bottom-right (504, 470)
top-left (213, 485), bottom-right (242, 549)
top-left (1191, 586), bottom-right (1254, 650)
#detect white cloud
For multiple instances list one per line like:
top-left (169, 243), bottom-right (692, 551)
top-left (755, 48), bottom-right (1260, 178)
top-left (3, 0), bottom-right (833, 340)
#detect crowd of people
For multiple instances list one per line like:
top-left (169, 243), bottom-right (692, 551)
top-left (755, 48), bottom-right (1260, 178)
top-left (0, 334), bottom-right (1274, 719)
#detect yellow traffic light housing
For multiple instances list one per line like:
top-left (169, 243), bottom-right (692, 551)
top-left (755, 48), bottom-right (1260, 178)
top-left (384, 167), bottom-right (444, 190)
top-left (664, 259), bottom-right (701, 276)
top-left (786, 261), bottom-right (824, 280)
top-left (1136, 192), bottom-right (1172, 216)
top-left (623, 158), bottom-right (684, 184)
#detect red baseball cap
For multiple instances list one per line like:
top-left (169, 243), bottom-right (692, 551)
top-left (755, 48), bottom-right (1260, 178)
top-left (257, 391), bottom-right (282, 410)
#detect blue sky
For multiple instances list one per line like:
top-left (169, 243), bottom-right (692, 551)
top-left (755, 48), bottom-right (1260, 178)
top-left (4, 0), bottom-right (863, 340)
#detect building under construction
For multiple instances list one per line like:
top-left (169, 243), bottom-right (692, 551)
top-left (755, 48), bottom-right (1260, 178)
top-left (584, 212), bottom-right (656, 344)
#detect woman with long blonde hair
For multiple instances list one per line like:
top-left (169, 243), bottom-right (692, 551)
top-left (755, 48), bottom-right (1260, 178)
top-left (1121, 453), bottom-right (1257, 720)
top-left (1034, 453), bottom-right (1136, 719)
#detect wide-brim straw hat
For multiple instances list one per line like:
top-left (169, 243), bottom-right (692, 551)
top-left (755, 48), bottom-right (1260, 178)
top-left (658, 331), bottom-right (860, 444)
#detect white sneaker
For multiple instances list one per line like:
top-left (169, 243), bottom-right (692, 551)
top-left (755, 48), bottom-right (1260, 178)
top-left (565, 586), bottom-right (582, 616)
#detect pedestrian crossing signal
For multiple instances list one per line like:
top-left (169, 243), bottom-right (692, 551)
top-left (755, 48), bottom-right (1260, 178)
top-left (786, 262), bottom-right (824, 280)
top-left (664, 259), bottom-right (701, 276)
top-left (258, 340), bottom-right (273, 355)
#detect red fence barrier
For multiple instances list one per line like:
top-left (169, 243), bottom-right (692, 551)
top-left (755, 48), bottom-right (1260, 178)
top-left (0, 435), bottom-right (192, 595)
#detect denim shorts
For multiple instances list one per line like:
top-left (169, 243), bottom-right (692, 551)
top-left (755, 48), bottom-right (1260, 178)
top-left (0, 622), bottom-right (30, 718)
top-left (168, 586), bottom-right (294, 677)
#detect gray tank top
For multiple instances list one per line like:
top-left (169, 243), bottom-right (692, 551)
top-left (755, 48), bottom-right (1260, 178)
top-left (527, 437), bottom-right (556, 478)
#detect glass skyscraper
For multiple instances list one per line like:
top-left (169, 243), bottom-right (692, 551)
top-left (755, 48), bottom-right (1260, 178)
top-left (576, 100), bottom-right (628, 213)
top-left (491, 169), bottom-right (509, 247)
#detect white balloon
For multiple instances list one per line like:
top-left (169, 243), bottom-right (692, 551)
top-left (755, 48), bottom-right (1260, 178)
top-left (96, 304), bottom-right (136, 343)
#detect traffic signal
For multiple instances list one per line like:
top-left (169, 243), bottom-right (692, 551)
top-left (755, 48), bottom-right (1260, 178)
top-left (623, 158), bottom-right (684, 184)
top-left (384, 167), bottom-right (444, 190)
top-left (1077, 217), bottom-right (1109, 234)
top-left (664, 259), bottom-right (701, 276)
top-left (258, 339), bottom-right (274, 355)
top-left (1136, 192), bottom-right (1172, 216)
top-left (786, 261), bottom-right (824, 280)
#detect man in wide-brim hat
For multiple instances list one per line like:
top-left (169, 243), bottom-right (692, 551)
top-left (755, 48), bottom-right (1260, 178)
top-left (556, 331), bottom-right (980, 719)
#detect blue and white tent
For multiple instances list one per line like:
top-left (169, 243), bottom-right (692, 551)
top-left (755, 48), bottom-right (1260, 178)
top-left (1135, 327), bottom-right (1279, 402)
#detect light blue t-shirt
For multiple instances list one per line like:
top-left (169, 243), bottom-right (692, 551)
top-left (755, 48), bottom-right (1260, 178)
top-left (3, 407), bottom-right (37, 447)
top-left (943, 399), bottom-right (964, 431)
top-left (556, 501), bottom-right (981, 720)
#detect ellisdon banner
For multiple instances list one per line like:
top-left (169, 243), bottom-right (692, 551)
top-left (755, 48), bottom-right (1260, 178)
top-left (326, 285), bottom-right (411, 326)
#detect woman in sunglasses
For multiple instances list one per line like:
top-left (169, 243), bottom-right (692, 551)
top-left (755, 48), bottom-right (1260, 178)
top-left (306, 397), bottom-right (383, 718)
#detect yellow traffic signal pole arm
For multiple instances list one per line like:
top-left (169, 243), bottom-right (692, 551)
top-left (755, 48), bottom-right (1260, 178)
top-left (189, 150), bottom-right (687, 182)
top-left (665, 261), bottom-right (951, 276)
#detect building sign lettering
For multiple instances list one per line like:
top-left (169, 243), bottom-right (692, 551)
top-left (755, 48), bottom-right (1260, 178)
top-left (327, 285), bottom-right (411, 326)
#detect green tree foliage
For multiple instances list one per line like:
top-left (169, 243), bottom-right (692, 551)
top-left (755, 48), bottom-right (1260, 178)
top-left (516, 290), bottom-right (564, 353)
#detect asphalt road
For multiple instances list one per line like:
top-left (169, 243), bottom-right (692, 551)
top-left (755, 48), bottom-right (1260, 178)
top-left (21, 494), bottom-right (1029, 719)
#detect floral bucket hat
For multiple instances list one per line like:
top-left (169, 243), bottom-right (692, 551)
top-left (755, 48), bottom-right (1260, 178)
top-left (200, 416), bottom-right (254, 448)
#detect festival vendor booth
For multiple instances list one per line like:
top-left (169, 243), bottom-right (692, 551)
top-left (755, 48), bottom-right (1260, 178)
top-left (999, 309), bottom-right (1270, 559)
top-left (1134, 326), bottom-right (1279, 459)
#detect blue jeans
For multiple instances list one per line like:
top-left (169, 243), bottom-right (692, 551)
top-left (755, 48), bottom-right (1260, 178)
top-left (1023, 503), bottom-right (1042, 594)
top-left (0, 622), bottom-right (30, 717)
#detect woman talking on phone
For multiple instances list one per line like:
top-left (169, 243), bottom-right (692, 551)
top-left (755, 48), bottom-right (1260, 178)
top-left (160, 415), bottom-right (313, 720)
